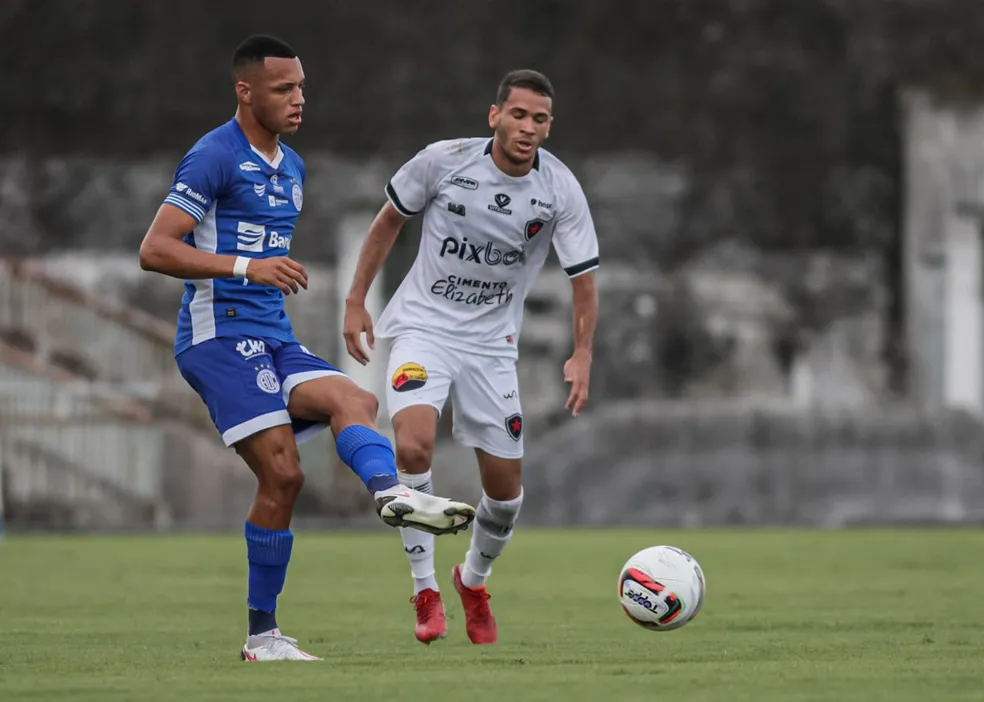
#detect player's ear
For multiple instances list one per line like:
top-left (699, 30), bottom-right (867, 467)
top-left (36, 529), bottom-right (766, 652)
top-left (488, 104), bottom-right (499, 130)
top-left (235, 81), bottom-right (252, 105)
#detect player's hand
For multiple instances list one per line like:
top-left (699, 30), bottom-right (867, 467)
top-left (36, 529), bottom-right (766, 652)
top-left (563, 350), bottom-right (592, 417)
top-left (343, 301), bottom-right (375, 365)
top-left (246, 257), bottom-right (309, 295)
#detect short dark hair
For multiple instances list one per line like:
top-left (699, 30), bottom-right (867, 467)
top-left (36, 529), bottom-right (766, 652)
top-left (232, 35), bottom-right (297, 75)
top-left (495, 70), bottom-right (554, 106)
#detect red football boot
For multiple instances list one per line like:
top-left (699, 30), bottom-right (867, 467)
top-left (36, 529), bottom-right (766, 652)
top-left (411, 588), bottom-right (447, 644)
top-left (451, 564), bottom-right (497, 644)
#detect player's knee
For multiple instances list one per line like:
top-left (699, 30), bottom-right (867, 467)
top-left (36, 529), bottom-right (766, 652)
top-left (259, 440), bottom-right (305, 500)
top-left (396, 435), bottom-right (434, 473)
top-left (356, 388), bottom-right (380, 420)
top-left (332, 386), bottom-right (379, 425)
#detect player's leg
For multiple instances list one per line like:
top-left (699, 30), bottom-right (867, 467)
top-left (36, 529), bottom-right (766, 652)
top-left (448, 354), bottom-right (525, 645)
top-left (274, 341), bottom-right (473, 535)
top-left (393, 405), bottom-right (444, 642)
top-left (384, 337), bottom-right (457, 643)
top-left (234, 425), bottom-right (319, 661)
top-left (175, 339), bottom-right (319, 662)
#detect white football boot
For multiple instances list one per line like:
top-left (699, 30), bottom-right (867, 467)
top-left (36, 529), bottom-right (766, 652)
top-left (375, 486), bottom-right (475, 536)
top-left (240, 630), bottom-right (321, 662)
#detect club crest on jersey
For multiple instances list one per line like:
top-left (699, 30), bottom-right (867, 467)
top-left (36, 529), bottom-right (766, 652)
top-left (392, 362), bottom-right (428, 392)
top-left (525, 219), bottom-right (546, 241)
top-left (505, 413), bottom-right (523, 441)
top-left (489, 193), bottom-right (512, 215)
top-left (292, 183), bottom-right (303, 211)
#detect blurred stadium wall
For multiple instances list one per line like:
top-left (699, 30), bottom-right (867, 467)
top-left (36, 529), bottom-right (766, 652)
top-left (2, 0), bottom-right (984, 530)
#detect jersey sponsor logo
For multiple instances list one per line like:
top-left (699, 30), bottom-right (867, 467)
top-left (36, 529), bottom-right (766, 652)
top-left (525, 219), bottom-right (546, 241)
top-left (488, 193), bottom-right (512, 215)
top-left (237, 222), bottom-right (266, 252)
top-left (237, 339), bottom-right (267, 359)
top-left (253, 183), bottom-right (267, 198)
top-left (439, 236), bottom-right (524, 266)
top-left (530, 198), bottom-right (553, 209)
top-left (268, 195), bottom-right (290, 207)
top-left (292, 183), bottom-right (303, 211)
top-left (175, 182), bottom-right (208, 206)
top-left (392, 362), bottom-right (428, 392)
top-left (505, 413), bottom-right (523, 441)
top-left (430, 275), bottom-right (513, 307)
top-left (447, 202), bottom-right (466, 217)
top-left (267, 231), bottom-right (292, 250)
top-left (450, 175), bottom-right (479, 190)
top-left (236, 222), bottom-right (291, 252)
top-left (270, 174), bottom-right (285, 194)
top-left (239, 161), bottom-right (262, 172)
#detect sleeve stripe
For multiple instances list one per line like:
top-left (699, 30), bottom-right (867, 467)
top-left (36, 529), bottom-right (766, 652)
top-left (564, 257), bottom-right (600, 278)
top-left (385, 182), bottom-right (420, 217)
top-left (163, 194), bottom-right (206, 222)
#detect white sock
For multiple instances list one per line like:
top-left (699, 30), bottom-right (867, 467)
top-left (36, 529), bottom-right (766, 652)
top-left (461, 490), bottom-right (523, 589)
top-left (398, 470), bottom-right (438, 594)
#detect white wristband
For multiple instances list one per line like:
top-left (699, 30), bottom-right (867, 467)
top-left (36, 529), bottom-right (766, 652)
top-left (233, 256), bottom-right (251, 279)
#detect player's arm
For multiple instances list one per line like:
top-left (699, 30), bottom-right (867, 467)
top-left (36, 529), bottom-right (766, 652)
top-left (345, 201), bottom-right (406, 308)
top-left (138, 205), bottom-right (308, 294)
top-left (343, 145), bottom-right (435, 363)
top-left (553, 175), bottom-right (601, 417)
top-left (139, 204), bottom-right (238, 279)
top-left (570, 271), bottom-right (598, 359)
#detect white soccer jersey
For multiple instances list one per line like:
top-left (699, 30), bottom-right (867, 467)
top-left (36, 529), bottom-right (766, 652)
top-left (375, 137), bottom-right (600, 358)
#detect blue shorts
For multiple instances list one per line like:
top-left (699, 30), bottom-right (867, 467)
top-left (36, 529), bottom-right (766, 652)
top-left (176, 337), bottom-right (344, 447)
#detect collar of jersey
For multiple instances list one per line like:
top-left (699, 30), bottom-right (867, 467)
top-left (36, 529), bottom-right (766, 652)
top-left (230, 118), bottom-right (284, 170)
top-left (484, 138), bottom-right (539, 173)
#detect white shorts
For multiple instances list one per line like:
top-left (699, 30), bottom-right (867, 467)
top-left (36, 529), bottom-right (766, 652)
top-left (385, 333), bottom-right (524, 459)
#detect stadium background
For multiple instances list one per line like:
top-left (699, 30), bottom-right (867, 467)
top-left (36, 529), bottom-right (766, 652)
top-left (1, 0), bottom-right (984, 531)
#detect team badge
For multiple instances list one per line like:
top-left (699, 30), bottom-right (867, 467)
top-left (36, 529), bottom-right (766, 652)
top-left (505, 413), bottom-right (523, 441)
top-left (392, 362), bottom-right (428, 392)
top-left (292, 183), bottom-right (303, 211)
top-left (525, 219), bottom-right (546, 241)
top-left (256, 368), bottom-right (281, 395)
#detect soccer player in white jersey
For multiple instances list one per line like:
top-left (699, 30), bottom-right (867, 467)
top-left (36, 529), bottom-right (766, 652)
top-left (138, 35), bottom-right (475, 662)
top-left (343, 70), bottom-right (599, 645)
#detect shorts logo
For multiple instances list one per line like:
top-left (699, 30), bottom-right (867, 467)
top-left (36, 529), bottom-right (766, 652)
top-left (237, 339), bottom-right (267, 359)
top-left (256, 368), bottom-right (281, 395)
top-left (505, 413), bottom-right (523, 441)
top-left (525, 219), bottom-right (546, 241)
top-left (392, 362), bottom-right (428, 392)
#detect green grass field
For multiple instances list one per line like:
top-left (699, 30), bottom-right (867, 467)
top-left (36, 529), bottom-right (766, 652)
top-left (0, 528), bottom-right (982, 701)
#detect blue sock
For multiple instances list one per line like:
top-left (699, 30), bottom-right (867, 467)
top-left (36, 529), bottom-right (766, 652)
top-left (335, 425), bottom-right (400, 493)
top-left (245, 522), bottom-right (293, 635)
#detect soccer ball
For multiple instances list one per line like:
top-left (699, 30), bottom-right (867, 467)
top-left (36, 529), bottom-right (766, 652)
top-left (617, 545), bottom-right (705, 631)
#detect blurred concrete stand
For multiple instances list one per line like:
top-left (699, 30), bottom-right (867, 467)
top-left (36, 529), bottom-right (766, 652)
top-left (4, 1), bottom-right (984, 529)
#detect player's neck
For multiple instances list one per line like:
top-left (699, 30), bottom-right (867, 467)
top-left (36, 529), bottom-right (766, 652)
top-left (490, 138), bottom-right (534, 178)
top-left (235, 110), bottom-right (280, 162)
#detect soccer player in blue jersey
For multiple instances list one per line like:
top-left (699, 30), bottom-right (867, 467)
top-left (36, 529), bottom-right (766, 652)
top-left (138, 35), bottom-right (475, 661)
